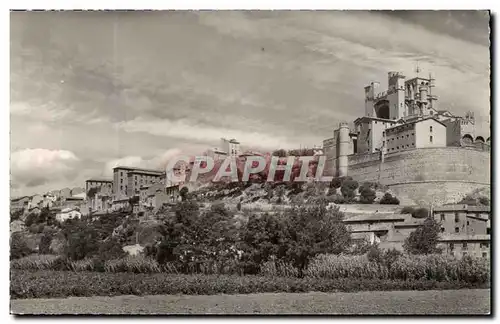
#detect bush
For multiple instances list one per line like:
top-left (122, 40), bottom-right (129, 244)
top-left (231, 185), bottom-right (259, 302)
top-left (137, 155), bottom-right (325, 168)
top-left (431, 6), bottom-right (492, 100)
top-left (305, 254), bottom-right (388, 280)
top-left (401, 206), bottom-right (414, 214)
top-left (104, 255), bottom-right (162, 273)
top-left (341, 180), bottom-right (358, 200)
top-left (379, 193), bottom-right (400, 205)
top-left (458, 195), bottom-right (477, 206)
top-left (411, 208), bottom-right (429, 219)
top-left (359, 185), bottom-right (376, 204)
top-left (11, 254), bottom-right (61, 271)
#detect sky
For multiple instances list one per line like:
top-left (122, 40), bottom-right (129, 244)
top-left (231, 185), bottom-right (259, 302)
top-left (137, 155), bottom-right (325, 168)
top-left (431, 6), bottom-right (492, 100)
top-left (10, 10), bottom-right (491, 196)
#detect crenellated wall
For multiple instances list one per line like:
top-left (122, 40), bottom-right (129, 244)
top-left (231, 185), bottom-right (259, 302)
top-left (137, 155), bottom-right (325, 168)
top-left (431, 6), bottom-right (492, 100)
top-left (347, 147), bottom-right (490, 205)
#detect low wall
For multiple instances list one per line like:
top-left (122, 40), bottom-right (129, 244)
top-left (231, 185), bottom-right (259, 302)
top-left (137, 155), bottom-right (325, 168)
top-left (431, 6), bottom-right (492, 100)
top-left (347, 147), bottom-right (490, 205)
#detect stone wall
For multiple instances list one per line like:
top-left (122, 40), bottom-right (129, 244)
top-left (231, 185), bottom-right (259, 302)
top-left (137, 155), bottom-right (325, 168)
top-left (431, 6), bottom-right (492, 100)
top-left (347, 147), bottom-right (490, 205)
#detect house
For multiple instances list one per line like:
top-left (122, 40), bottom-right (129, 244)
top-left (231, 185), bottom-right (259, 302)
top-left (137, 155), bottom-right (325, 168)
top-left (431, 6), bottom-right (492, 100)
top-left (10, 196), bottom-right (30, 214)
top-left (55, 208), bottom-right (82, 223)
top-left (432, 205), bottom-right (490, 259)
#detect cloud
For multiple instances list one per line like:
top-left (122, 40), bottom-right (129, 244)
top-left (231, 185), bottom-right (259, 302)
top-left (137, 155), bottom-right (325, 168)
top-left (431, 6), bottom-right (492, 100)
top-left (103, 148), bottom-right (184, 176)
top-left (9, 11), bottom-right (490, 196)
top-left (10, 148), bottom-right (80, 190)
top-left (117, 117), bottom-right (317, 151)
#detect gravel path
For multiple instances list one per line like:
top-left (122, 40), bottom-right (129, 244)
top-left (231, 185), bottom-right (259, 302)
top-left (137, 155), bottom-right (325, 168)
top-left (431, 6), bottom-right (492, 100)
top-left (11, 289), bottom-right (490, 315)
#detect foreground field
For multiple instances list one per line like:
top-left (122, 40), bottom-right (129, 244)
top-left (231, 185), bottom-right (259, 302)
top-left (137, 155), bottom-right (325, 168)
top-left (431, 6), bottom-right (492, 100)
top-left (11, 289), bottom-right (491, 315)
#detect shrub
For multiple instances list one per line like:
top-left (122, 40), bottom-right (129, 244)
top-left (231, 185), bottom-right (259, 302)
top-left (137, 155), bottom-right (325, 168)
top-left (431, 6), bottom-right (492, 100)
top-left (330, 177), bottom-right (343, 189)
top-left (341, 180), bottom-right (359, 200)
top-left (458, 195), bottom-right (477, 206)
top-left (305, 254), bottom-right (388, 280)
top-left (359, 186), bottom-right (376, 204)
top-left (68, 258), bottom-right (95, 272)
top-left (104, 255), bottom-right (162, 273)
top-left (379, 193), bottom-right (400, 205)
top-left (260, 260), bottom-right (300, 278)
top-left (411, 208), bottom-right (429, 219)
top-left (401, 206), bottom-right (414, 214)
top-left (11, 254), bottom-right (61, 271)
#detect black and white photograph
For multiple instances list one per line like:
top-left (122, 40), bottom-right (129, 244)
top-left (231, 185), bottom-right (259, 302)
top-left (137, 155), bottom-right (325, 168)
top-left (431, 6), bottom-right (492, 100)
top-left (9, 9), bottom-right (491, 315)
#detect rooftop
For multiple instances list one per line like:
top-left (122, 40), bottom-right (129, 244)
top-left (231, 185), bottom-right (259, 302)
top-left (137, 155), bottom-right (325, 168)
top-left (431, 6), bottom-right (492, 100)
top-left (343, 213), bottom-right (408, 223)
top-left (433, 205), bottom-right (490, 213)
top-left (113, 166), bottom-right (165, 174)
top-left (86, 178), bottom-right (113, 183)
top-left (385, 117), bottom-right (446, 132)
top-left (438, 234), bottom-right (490, 242)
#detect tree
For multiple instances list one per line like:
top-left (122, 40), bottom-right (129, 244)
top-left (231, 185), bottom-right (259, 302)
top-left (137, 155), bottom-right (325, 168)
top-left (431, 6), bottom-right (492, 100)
top-left (180, 187), bottom-right (189, 201)
top-left (403, 217), bottom-right (442, 255)
top-left (478, 196), bottom-right (490, 206)
top-left (281, 203), bottom-right (351, 275)
top-left (24, 212), bottom-right (37, 227)
top-left (10, 209), bottom-right (23, 222)
top-left (380, 193), bottom-right (400, 205)
top-left (10, 233), bottom-right (33, 260)
top-left (272, 149), bottom-right (288, 157)
top-left (39, 232), bottom-right (53, 254)
top-left (63, 220), bottom-right (102, 261)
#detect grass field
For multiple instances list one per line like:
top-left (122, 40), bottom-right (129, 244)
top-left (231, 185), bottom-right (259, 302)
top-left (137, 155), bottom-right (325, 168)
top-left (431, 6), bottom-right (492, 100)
top-left (11, 289), bottom-right (490, 315)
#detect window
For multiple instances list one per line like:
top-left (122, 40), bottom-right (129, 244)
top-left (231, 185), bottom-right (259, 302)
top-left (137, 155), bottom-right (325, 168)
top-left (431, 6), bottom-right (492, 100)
top-left (480, 243), bottom-right (489, 249)
top-left (412, 143), bottom-right (415, 146)
top-left (412, 133), bottom-right (415, 136)
top-left (455, 213), bottom-right (460, 222)
top-left (449, 243), bottom-right (454, 251)
top-left (466, 221), bottom-right (470, 226)
top-left (121, 172), bottom-right (123, 176)
top-left (430, 136), bottom-right (433, 143)
top-left (120, 179), bottom-right (123, 184)
top-left (455, 227), bottom-right (459, 233)
top-left (487, 228), bottom-right (491, 235)
top-left (440, 214), bottom-right (445, 221)
top-left (120, 185), bottom-right (123, 191)
top-left (396, 146), bottom-right (399, 149)
top-left (462, 243), bottom-right (468, 250)
top-left (430, 126), bottom-right (433, 132)
top-left (441, 227), bottom-right (445, 232)
top-left (397, 136), bottom-right (399, 139)
top-left (482, 252), bottom-right (488, 258)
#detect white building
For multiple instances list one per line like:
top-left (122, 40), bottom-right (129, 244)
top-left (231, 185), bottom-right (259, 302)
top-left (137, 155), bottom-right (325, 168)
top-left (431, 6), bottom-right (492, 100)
top-left (55, 208), bottom-right (82, 223)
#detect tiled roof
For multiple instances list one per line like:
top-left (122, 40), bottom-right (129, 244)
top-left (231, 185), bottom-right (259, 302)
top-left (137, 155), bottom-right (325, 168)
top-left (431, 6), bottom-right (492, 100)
top-left (433, 205), bottom-right (490, 212)
top-left (343, 213), bottom-right (408, 223)
top-left (438, 234), bottom-right (490, 242)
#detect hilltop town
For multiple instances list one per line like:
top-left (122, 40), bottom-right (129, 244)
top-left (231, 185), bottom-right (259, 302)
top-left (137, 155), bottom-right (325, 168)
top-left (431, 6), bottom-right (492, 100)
top-left (10, 71), bottom-right (491, 260)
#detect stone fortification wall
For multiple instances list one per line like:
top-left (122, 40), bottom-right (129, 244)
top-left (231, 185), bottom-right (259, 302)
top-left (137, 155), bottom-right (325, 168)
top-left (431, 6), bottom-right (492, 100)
top-left (347, 147), bottom-right (490, 205)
